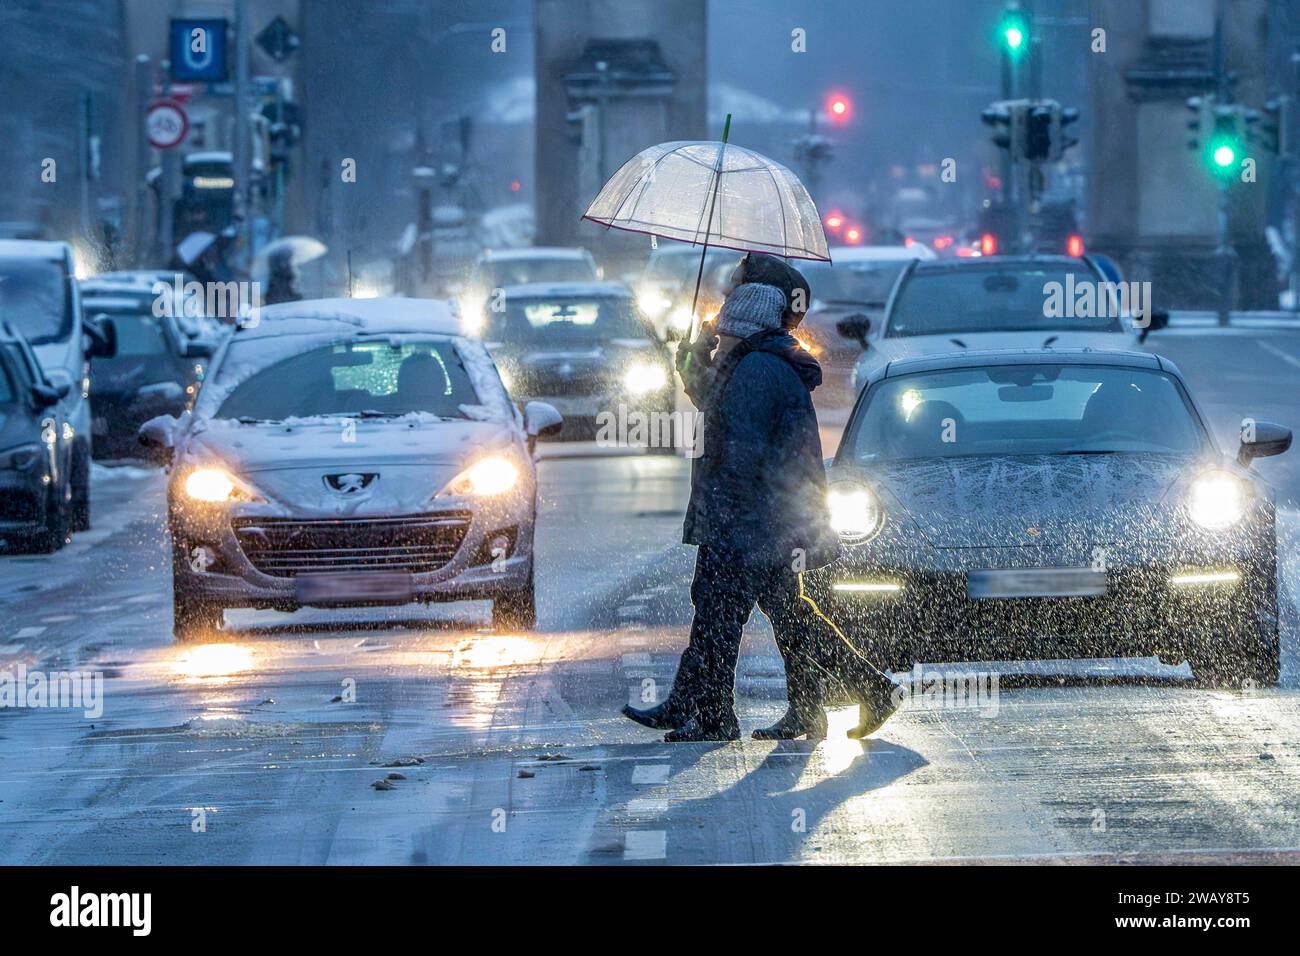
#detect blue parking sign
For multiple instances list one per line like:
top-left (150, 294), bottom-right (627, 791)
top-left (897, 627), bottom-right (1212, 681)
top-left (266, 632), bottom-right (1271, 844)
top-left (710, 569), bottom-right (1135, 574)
top-left (170, 19), bottom-right (228, 83)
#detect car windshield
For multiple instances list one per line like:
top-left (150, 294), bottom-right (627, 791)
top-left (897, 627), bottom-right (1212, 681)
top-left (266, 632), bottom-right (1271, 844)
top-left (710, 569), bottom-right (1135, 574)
top-left (802, 261), bottom-right (907, 304)
top-left (0, 258), bottom-right (72, 345)
top-left (216, 339), bottom-right (477, 421)
top-left (480, 257), bottom-right (595, 287)
top-left (845, 364), bottom-right (1206, 460)
top-left (643, 249), bottom-right (734, 284)
top-left (887, 266), bottom-right (1124, 337)
top-left (487, 296), bottom-right (649, 345)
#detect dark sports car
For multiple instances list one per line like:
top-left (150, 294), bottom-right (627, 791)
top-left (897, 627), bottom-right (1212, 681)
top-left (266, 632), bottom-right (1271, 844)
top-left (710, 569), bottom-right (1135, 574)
top-left (807, 348), bottom-right (1292, 686)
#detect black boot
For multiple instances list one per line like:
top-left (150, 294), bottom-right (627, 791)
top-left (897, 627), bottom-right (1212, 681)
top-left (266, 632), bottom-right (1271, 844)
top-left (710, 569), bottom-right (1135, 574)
top-left (751, 705), bottom-right (827, 740)
top-left (664, 713), bottom-right (740, 742)
top-left (622, 696), bottom-right (694, 731)
top-left (846, 678), bottom-right (901, 739)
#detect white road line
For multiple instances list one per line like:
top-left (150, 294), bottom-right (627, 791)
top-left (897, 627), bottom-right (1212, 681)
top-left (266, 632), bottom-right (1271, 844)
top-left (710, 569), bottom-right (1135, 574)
top-left (13, 627), bottom-right (46, 640)
top-left (125, 594), bottom-right (158, 604)
top-left (623, 830), bottom-right (667, 861)
top-left (39, 615), bottom-right (77, 624)
top-left (1257, 339), bottom-right (1300, 370)
top-left (620, 652), bottom-right (651, 667)
top-left (631, 764), bottom-right (670, 785)
top-left (627, 797), bottom-right (669, 815)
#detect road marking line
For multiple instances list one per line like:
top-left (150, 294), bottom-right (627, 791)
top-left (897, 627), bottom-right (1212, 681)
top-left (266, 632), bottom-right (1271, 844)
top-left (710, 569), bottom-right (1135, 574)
top-left (1257, 339), bottom-right (1300, 370)
top-left (40, 615), bottom-right (77, 623)
top-left (126, 594), bottom-right (158, 604)
top-left (86, 606), bottom-right (115, 614)
top-left (621, 652), bottom-right (651, 667)
top-left (631, 764), bottom-right (670, 785)
top-left (627, 797), bottom-right (669, 815)
top-left (623, 830), bottom-right (667, 861)
top-left (13, 626), bottom-right (46, 639)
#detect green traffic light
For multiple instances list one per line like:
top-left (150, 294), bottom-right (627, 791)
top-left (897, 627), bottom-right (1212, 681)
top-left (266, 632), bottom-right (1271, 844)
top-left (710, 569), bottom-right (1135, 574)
top-left (999, 12), bottom-right (1028, 55)
top-left (1212, 144), bottom-right (1236, 167)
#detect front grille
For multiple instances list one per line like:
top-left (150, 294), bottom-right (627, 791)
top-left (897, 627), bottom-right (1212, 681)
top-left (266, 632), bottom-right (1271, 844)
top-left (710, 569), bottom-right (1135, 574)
top-left (519, 371), bottom-right (608, 396)
top-left (232, 511), bottom-right (472, 577)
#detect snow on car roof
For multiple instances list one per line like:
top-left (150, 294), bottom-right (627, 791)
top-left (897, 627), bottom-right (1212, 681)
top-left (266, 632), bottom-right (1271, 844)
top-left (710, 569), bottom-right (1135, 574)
top-left (479, 246), bottom-right (591, 261)
top-left (883, 347), bottom-right (1160, 379)
top-left (0, 239), bottom-right (68, 261)
top-left (494, 281), bottom-right (632, 299)
top-left (242, 297), bottom-right (462, 338)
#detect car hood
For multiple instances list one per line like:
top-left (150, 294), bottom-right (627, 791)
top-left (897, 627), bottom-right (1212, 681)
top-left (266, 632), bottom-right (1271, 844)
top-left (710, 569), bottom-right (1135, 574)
top-left (182, 416), bottom-right (518, 513)
top-left (854, 453), bottom-right (1198, 549)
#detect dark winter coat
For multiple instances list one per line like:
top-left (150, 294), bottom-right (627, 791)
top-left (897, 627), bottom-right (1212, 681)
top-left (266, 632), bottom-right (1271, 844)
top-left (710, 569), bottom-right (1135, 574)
top-left (682, 329), bottom-right (840, 570)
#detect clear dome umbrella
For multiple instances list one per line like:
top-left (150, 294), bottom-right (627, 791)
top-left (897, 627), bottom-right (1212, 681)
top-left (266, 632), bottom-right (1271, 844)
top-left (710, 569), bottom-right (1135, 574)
top-left (582, 115), bottom-right (830, 337)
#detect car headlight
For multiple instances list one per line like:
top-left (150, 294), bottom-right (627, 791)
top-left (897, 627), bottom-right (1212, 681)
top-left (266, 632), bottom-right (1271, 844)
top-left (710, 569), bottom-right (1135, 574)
top-left (827, 482), bottom-right (883, 542)
top-left (638, 288), bottom-right (671, 317)
top-left (182, 467), bottom-right (263, 503)
top-left (445, 455), bottom-right (520, 497)
top-left (624, 361), bottom-right (668, 395)
top-left (669, 306), bottom-right (693, 332)
top-left (0, 443), bottom-right (42, 471)
top-left (1187, 470), bottom-right (1248, 529)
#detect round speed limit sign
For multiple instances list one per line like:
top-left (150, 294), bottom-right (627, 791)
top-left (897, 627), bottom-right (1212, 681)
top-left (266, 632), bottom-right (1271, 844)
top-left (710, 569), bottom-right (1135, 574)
top-left (146, 100), bottom-right (189, 150)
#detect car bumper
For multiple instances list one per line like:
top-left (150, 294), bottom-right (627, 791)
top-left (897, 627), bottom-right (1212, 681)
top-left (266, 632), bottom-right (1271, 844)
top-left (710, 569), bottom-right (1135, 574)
top-left (805, 550), bottom-right (1276, 666)
top-left (169, 493), bottom-right (535, 610)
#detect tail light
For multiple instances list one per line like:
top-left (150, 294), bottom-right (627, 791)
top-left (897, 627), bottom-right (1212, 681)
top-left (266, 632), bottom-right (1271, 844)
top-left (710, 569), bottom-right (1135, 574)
top-left (1066, 234), bottom-right (1084, 257)
top-left (980, 233), bottom-right (998, 256)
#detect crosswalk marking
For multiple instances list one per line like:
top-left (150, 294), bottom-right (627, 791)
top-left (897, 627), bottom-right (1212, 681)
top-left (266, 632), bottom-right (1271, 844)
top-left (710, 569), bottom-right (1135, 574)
top-left (624, 830), bottom-right (667, 860)
top-left (631, 764), bottom-right (670, 785)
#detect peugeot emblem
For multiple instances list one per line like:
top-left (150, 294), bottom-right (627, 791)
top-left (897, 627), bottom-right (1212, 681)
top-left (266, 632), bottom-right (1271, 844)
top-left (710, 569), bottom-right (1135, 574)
top-left (325, 472), bottom-right (377, 494)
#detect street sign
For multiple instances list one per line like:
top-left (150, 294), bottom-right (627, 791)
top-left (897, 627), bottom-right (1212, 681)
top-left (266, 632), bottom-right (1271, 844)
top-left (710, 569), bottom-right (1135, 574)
top-left (256, 16), bottom-right (300, 62)
top-left (146, 100), bottom-right (189, 150)
top-left (170, 18), bottom-right (228, 82)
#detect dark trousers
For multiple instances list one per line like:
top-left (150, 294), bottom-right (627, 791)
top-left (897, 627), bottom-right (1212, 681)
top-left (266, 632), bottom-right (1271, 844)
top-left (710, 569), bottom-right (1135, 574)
top-left (668, 546), bottom-right (863, 721)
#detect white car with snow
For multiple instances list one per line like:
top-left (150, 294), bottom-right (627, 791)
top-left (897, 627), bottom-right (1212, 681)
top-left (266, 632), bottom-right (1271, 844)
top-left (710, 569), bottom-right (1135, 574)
top-left (138, 297), bottom-right (561, 640)
top-left (840, 255), bottom-right (1160, 392)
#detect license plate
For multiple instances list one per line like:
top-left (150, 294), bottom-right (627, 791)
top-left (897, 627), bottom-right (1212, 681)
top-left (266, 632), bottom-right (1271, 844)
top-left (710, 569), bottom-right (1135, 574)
top-left (967, 568), bottom-right (1107, 599)
top-left (295, 571), bottom-right (413, 605)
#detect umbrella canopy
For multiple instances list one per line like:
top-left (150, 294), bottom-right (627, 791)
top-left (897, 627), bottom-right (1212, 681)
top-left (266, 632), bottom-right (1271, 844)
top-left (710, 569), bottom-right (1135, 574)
top-left (583, 140), bottom-right (830, 263)
top-left (257, 235), bottom-right (328, 268)
top-left (175, 230), bottom-right (217, 266)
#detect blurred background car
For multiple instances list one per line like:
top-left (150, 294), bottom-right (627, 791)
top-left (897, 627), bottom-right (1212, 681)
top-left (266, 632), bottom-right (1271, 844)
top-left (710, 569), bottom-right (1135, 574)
top-left (840, 254), bottom-right (1158, 392)
top-left (477, 281), bottom-right (676, 448)
top-left (79, 281), bottom-right (218, 459)
top-left (0, 322), bottom-right (74, 552)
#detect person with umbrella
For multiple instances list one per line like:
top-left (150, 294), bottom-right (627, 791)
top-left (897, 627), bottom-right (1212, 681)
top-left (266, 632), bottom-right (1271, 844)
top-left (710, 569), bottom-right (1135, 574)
top-left (587, 124), bottom-right (900, 740)
top-left (621, 256), bottom-right (899, 740)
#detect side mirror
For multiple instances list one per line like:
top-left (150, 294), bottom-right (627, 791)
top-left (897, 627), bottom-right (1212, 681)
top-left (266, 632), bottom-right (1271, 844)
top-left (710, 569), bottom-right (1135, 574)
top-left (84, 314), bottom-right (117, 358)
top-left (137, 414), bottom-right (178, 464)
top-left (30, 383), bottom-right (62, 407)
top-left (836, 314), bottom-right (872, 349)
top-left (1238, 420), bottom-right (1292, 465)
top-left (1136, 309), bottom-right (1169, 343)
top-left (523, 401), bottom-right (563, 439)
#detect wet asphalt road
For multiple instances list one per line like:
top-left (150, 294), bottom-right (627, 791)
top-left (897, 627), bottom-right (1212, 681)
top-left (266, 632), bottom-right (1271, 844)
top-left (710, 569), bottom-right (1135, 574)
top-left (1, 327), bottom-right (1299, 865)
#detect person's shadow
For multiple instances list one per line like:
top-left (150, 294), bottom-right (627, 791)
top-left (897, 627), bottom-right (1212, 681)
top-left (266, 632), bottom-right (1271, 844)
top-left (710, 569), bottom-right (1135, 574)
top-left (607, 733), bottom-right (926, 864)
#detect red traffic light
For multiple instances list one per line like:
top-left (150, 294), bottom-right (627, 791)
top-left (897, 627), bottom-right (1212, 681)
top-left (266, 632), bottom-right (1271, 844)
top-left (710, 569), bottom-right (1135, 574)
top-left (826, 92), bottom-right (851, 124)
